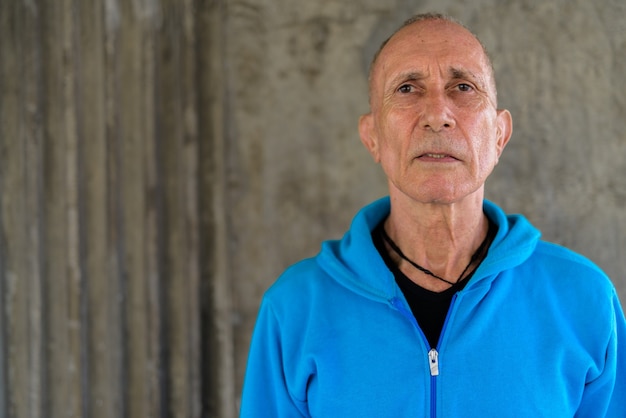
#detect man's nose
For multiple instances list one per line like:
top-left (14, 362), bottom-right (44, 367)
top-left (419, 94), bottom-right (455, 132)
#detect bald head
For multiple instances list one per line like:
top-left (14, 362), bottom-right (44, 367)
top-left (367, 14), bottom-right (498, 108)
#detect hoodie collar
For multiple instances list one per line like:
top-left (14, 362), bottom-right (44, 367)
top-left (316, 197), bottom-right (541, 301)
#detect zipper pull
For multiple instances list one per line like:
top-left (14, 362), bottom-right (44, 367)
top-left (428, 349), bottom-right (439, 376)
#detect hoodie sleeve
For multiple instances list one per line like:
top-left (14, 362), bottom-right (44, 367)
top-left (605, 291), bottom-right (626, 418)
top-left (240, 298), bottom-right (310, 418)
top-left (575, 290), bottom-right (626, 418)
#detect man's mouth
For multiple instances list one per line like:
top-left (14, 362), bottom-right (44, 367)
top-left (416, 152), bottom-right (460, 163)
top-left (423, 153), bottom-right (449, 159)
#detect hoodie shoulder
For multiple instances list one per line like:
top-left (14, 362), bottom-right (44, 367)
top-left (264, 197), bottom-right (397, 307)
top-left (264, 257), bottom-right (328, 302)
top-left (533, 240), bottom-right (613, 289)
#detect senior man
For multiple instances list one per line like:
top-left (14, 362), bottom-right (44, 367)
top-left (240, 13), bottom-right (626, 417)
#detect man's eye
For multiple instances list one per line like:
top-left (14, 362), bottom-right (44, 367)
top-left (398, 84), bottom-right (413, 93)
top-left (457, 83), bottom-right (473, 92)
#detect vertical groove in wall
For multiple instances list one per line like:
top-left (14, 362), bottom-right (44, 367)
top-left (70, 0), bottom-right (90, 414)
top-left (109, 12), bottom-right (127, 416)
top-left (0, 123), bottom-right (6, 418)
top-left (151, 5), bottom-right (169, 417)
top-left (75, 2), bottom-right (110, 415)
top-left (102, 0), bottom-right (124, 416)
top-left (119, 1), bottom-right (143, 416)
top-left (149, 38), bottom-right (168, 418)
top-left (198, 0), bottom-right (235, 415)
top-left (1, 1), bottom-right (45, 417)
top-left (194, 0), bottom-right (232, 415)
top-left (156, 0), bottom-right (202, 414)
top-left (0, 178), bottom-right (6, 418)
top-left (25, 2), bottom-right (45, 416)
top-left (144, 31), bottom-right (165, 416)
top-left (40, 0), bottom-right (76, 416)
top-left (0, 0), bottom-right (5, 406)
top-left (0, 4), bottom-right (13, 416)
top-left (64, 1), bottom-right (85, 417)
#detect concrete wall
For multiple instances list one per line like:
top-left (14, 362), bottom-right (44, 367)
top-left (1, 0), bottom-right (624, 416)
top-left (227, 0), bottom-right (626, 411)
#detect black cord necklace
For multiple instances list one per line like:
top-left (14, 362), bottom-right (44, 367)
top-left (380, 223), bottom-right (493, 286)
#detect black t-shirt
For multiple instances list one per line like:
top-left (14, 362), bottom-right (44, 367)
top-left (372, 220), bottom-right (494, 348)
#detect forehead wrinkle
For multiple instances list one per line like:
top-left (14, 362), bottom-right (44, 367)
top-left (368, 18), bottom-right (499, 109)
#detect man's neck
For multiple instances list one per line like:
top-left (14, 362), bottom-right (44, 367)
top-left (383, 192), bottom-right (489, 292)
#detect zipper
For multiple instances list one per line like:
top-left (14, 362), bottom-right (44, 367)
top-left (431, 293), bottom-right (460, 418)
top-left (428, 349), bottom-right (439, 376)
top-left (390, 293), bottom-right (461, 418)
top-left (429, 349), bottom-right (439, 418)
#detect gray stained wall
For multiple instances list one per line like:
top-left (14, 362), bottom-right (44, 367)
top-left (1, 0), bottom-right (624, 416)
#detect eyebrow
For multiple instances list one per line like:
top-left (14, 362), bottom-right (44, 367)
top-left (449, 67), bottom-right (481, 84)
top-left (396, 71), bottom-right (427, 82)
top-left (386, 71), bottom-right (427, 91)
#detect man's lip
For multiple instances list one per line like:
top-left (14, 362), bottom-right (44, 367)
top-left (417, 152), bottom-right (459, 161)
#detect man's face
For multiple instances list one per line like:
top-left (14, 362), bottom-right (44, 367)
top-left (359, 20), bottom-right (512, 205)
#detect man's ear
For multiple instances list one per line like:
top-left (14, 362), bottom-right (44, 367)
top-left (495, 109), bottom-right (513, 159)
top-left (358, 113), bottom-right (380, 163)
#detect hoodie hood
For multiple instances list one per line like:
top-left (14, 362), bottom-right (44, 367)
top-left (316, 196), bottom-right (541, 302)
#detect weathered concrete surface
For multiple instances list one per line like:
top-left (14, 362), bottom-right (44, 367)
top-left (226, 0), bottom-right (626, 408)
top-left (7, 0), bottom-right (621, 416)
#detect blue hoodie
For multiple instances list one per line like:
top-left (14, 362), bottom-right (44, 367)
top-left (240, 197), bottom-right (626, 417)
